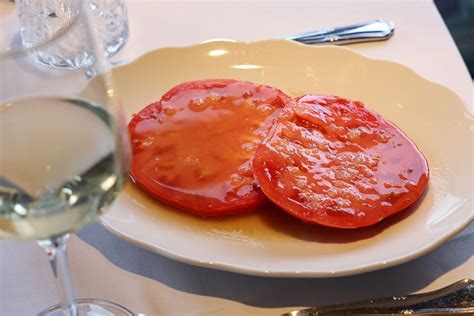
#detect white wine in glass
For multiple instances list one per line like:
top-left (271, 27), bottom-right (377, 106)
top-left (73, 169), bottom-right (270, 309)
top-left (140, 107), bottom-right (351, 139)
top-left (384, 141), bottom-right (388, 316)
top-left (1, 97), bottom-right (120, 240)
top-left (0, 1), bottom-right (133, 315)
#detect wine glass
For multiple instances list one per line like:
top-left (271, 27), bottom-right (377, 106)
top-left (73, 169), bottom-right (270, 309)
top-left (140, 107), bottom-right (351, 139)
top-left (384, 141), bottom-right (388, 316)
top-left (0, 1), bottom-right (133, 315)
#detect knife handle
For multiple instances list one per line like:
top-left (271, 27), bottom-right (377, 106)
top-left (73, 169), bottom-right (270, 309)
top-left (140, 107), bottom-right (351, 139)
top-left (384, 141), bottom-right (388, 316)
top-left (284, 279), bottom-right (474, 315)
top-left (286, 19), bottom-right (395, 45)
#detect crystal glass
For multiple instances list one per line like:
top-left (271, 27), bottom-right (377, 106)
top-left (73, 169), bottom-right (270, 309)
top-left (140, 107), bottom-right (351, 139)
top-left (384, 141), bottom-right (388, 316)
top-left (15, 0), bottom-right (128, 68)
top-left (0, 1), bottom-right (132, 315)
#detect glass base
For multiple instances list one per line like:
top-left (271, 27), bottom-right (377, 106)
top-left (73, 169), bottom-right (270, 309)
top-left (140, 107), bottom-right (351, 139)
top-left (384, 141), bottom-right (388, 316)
top-left (38, 299), bottom-right (134, 316)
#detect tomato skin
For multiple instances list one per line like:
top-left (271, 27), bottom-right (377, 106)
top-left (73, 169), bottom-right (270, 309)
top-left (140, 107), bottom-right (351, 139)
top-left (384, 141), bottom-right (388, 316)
top-left (253, 94), bottom-right (429, 228)
top-left (128, 79), bottom-right (290, 216)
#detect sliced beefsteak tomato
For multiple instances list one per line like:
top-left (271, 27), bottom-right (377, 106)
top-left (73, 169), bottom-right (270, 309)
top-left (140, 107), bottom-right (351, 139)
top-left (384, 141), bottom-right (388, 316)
top-left (253, 94), bottom-right (429, 228)
top-left (129, 79), bottom-right (290, 216)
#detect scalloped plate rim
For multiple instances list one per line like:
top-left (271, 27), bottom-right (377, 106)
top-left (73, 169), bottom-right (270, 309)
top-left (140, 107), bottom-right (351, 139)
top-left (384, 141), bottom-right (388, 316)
top-left (99, 39), bottom-right (473, 278)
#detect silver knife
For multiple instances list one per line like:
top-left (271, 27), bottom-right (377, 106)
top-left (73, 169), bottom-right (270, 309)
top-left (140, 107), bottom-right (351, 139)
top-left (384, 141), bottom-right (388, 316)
top-left (286, 19), bottom-right (395, 45)
top-left (283, 279), bottom-right (473, 315)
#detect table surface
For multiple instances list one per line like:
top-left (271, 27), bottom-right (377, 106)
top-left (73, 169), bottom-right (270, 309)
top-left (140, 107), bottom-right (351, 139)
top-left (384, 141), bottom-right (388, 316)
top-left (1, 1), bottom-right (473, 315)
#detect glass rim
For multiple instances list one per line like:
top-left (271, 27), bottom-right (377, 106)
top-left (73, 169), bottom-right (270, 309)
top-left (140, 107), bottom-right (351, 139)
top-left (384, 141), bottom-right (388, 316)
top-left (0, 0), bottom-right (86, 60)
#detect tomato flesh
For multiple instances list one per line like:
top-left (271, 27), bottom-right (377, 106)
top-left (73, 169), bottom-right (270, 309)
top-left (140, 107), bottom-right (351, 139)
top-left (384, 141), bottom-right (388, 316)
top-left (128, 79), bottom-right (290, 216)
top-left (253, 95), bottom-right (429, 228)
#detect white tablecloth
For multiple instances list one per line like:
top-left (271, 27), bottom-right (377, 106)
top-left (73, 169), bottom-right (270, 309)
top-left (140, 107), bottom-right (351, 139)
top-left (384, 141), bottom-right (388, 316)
top-left (1, 1), bottom-right (473, 315)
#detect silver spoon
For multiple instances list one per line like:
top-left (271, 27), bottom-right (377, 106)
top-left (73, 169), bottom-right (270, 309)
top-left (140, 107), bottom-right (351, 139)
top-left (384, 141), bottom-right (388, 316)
top-left (283, 279), bottom-right (473, 315)
top-left (286, 19), bottom-right (395, 45)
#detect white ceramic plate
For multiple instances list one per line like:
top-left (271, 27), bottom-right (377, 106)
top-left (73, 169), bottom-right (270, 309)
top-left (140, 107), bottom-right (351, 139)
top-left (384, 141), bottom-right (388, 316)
top-left (99, 40), bottom-right (473, 277)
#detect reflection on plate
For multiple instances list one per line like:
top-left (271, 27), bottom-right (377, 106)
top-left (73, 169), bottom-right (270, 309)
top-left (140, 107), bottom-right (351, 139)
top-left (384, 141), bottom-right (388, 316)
top-left (99, 40), bottom-right (473, 277)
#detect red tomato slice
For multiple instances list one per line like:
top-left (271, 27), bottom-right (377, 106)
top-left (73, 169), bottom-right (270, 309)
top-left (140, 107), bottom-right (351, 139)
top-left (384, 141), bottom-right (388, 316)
top-left (128, 79), bottom-right (290, 216)
top-left (253, 95), bottom-right (429, 228)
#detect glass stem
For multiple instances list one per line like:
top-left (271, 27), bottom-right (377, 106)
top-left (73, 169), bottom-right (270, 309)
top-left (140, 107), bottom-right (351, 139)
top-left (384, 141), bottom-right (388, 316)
top-left (38, 234), bottom-right (78, 316)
